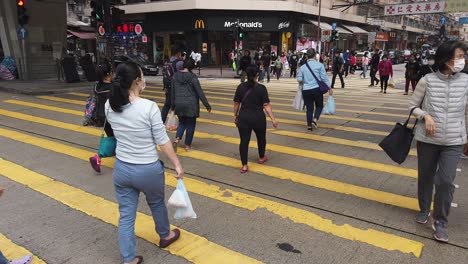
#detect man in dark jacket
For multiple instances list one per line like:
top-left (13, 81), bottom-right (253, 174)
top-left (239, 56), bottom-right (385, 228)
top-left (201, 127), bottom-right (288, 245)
top-left (289, 51), bottom-right (299, 78)
top-left (239, 50), bottom-right (252, 83)
top-left (331, 51), bottom-right (345, 89)
top-left (261, 52), bottom-right (271, 83)
top-left (171, 58), bottom-right (211, 151)
top-left (369, 49), bottom-right (380, 86)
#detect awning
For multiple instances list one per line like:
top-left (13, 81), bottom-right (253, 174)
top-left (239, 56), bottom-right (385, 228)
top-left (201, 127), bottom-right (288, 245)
top-left (67, 30), bottom-right (95, 40)
top-left (342, 25), bottom-right (368, 34)
top-left (308, 20), bottom-right (352, 34)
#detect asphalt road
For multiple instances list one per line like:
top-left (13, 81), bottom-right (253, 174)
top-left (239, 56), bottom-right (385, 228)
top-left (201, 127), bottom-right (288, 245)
top-left (0, 66), bottom-right (467, 264)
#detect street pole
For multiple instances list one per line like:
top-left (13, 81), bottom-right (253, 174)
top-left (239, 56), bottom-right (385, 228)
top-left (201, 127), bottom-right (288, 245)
top-left (21, 37), bottom-right (28, 80)
top-left (317, 0), bottom-right (322, 55)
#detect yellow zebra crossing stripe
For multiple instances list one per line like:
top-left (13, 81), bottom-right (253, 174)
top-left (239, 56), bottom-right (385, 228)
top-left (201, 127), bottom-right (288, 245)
top-left (0, 158), bottom-right (262, 264)
top-left (0, 233), bottom-right (46, 264)
top-left (0, 126), bottom-right (419, 211)
top-left (0, 131), bottom-right (424, 257)
top-left (0, 108), bottom-right (417, 178)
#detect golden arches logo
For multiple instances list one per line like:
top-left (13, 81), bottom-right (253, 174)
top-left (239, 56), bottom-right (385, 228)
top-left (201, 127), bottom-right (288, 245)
top-left (194, 19), bottom-right (205, 29)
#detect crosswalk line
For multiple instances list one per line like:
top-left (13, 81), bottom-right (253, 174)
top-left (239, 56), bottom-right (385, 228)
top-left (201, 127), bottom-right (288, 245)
top-left (0, 107), bottom-right (417, 178)
top-left (138, 90), bottom-right (409, 119)
top-left (0, 127), bottom-right (420, 211)
top-left (56, 94), bottom-right (395, 126)
top-left (9, 97), bottom-right (391, 137)
top-left (0, 131), bottom-right (424, 257)
top-left (0, 158), bottom-right (262, 264)
top-left (5, 100), bottom-right (401, 155)
top-left (0, 233), bottom-right (46, 264)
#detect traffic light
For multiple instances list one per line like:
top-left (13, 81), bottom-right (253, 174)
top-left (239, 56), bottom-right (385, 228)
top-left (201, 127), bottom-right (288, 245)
top-left (238, 26), bottom-right (244, 40)
top-left (90, 0), bottom-right (104, 27)
top-left (330, 30), bottom-right (338, 42)
top-left (17, 0), bottom-right (29, 26)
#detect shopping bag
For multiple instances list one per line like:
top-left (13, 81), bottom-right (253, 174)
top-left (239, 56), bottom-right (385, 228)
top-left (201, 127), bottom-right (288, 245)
top-left (292, 84), bottom-right (304, 111)
top-left (174, 179), bottom-right (197, 219)
top-left (165, 111), bottom-right (179, 131)
top-left (168, 189), bottom-right (187, 208)
top-left (379, 108), bottom-right (418, 164)
top-left (232, 61), bottom-right (237, 71)
top-left (323, 96), bottom-right (336, 115)
top-left (388, 77), bottom-right (395, 88)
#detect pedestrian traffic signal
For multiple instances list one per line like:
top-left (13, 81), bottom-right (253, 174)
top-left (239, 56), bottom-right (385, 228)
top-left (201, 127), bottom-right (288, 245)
top-left (238, 27), bottom-right (244, 40)
top-left (330, 30), bottom-right (338, 42)
top-left (90, 0), bottom-right (104, 26)
top-left (17, 0), bottom-right (29, 26)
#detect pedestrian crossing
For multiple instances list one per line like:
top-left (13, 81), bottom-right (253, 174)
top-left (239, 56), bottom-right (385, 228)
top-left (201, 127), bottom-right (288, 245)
top-left (0, 233), bottom-right (45, 264)
top-left (0, 75), bottom-right (466, 263)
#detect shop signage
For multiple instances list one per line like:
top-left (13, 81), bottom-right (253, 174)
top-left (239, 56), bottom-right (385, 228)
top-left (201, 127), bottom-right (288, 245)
top-left (388, 31), bottom-right (397, 40)
top-left (98, 25), bottom-right (105, 36)
top-left (278, 21), bottom-right (290, 30)
top-left (194, 19), bottom-right (205, 29)
top-left (224, 21), bottom-right (263, 29)
top-left (116, 23), bottom-right (143, 34)
top-left (384, 1), bottom-right (447, 16)
top-left (367, 18), bottom-right (385, 26)
top-left (142, 35), bottom-right (148, 43)
top-left (206, 17), bottom-right (293, 32)
top-left (375, 32), bottom-right (389, 42)
top-left (135, 24), bottom-right (143, 35)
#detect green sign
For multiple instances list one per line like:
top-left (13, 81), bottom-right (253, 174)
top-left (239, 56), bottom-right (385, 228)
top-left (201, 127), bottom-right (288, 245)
top-left (447, 0), bottom-right (468, 12)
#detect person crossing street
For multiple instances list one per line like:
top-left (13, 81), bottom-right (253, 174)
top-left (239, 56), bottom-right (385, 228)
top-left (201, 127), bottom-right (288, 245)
top-left (331, 51), bottom-right (345, 89)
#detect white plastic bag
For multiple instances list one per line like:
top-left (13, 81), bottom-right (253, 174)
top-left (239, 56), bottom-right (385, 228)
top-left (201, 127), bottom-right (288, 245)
top-left (174, 179), bottom-right (197, 219)
top-left (292, 84), bottom-right (304, 111)
top-left (165, 111), bottom-right (179, 131)
top-left (323, 95), bottom-right (336, 115)
top-left (168, 189), bottom-right (187, 208)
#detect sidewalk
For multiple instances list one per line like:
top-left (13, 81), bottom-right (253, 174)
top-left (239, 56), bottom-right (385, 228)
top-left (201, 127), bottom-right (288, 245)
top-left (0, 79), bottom-right (93, 95)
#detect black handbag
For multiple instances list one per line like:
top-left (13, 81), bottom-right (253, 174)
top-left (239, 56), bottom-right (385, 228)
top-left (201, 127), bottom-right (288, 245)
top-left (379, 107), bottom-right (418, 164)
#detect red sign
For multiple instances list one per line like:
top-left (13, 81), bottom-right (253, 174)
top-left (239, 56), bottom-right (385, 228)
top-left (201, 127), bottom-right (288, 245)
top-left (98, 25), bottom-right (105, 36)
top-left (375, 32), bottom-right (389, 42)
top-left (384, 1), bottom-right (447, 16)
top-left (135, 24), bottom-right (143, 35)
top-left (142, 35), bottom-right (147, 43)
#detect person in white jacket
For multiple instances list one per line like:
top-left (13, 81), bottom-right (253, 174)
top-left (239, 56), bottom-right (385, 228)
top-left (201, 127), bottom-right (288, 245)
top-left (409, 40), bottom-right (468, 243)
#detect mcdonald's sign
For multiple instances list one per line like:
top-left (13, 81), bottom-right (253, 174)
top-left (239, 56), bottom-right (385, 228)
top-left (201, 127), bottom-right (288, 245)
top-left (194, 19), bottom-right (205, 29)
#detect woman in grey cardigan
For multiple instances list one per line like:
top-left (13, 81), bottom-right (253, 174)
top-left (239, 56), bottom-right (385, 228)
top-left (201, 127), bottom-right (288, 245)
top-left (171, 58), bottom-right (211, 151)
top-left (409, 40), bottom-right (468, 243)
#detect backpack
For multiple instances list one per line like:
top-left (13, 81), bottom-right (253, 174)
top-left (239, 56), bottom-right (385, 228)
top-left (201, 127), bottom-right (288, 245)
top-left (275, 59), bottom-right (282, 69)
top-left (83, 83), bottom-right (98, 125)
top-left (162, 61), bottom-right (175, 85)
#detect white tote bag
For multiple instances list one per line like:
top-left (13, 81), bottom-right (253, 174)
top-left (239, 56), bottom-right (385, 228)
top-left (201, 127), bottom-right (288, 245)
top-left (292, 84), bottom-right (304, 111)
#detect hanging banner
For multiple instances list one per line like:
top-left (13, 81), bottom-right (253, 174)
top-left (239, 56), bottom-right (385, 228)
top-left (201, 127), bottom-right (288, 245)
top-left (384, 1), bottom-right (447, 16)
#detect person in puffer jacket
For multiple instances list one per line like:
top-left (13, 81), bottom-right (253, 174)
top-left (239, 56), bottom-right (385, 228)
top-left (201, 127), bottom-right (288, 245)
top-left (377, 55), bottom-right (393, 94)
top-left (409, 40), bottom-right (468, 243)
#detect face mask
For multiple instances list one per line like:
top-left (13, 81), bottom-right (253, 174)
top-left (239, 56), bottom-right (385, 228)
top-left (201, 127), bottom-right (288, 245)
top-left (383, 58), bottom-right (388, 61)
top-left (428, 60), bottom-right (435, 66)
top-left (139, 78), bottom-right (146, 91)
top-left (416, 56), bottom-right (420, 59)
top-left (449, 58), bottom-right (465, 73)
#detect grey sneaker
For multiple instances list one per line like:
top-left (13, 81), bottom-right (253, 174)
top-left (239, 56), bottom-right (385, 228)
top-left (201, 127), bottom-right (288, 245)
top-left (415, 211), bottom-right (431, 224)
top-left (432, 220), bottom-right (449, 243)
top-left (9, 255), bottom-right (32, 264)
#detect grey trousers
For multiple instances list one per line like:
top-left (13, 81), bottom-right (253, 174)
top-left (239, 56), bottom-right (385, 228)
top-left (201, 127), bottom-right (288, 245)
top-left (417, 141), bottom-right (463, 224)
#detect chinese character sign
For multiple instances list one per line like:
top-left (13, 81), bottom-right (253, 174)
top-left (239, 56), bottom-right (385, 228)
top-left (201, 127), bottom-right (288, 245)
top-left (384, 1), bottom-right (447, 16)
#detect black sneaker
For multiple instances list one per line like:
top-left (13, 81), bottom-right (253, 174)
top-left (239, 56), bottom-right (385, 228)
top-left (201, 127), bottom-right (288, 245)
top-left (415, 211), bottom-right (431, 224)
top-left (432, 220), bottom-right (449, 243)
top-left (312, 121), bottom-right (318, 129)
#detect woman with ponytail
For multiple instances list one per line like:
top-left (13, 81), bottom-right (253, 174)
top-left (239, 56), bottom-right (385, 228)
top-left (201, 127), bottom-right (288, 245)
top-left (233, 64), bottom-right (278, 173)
top-left (105, 62), bottom-right (183, 263)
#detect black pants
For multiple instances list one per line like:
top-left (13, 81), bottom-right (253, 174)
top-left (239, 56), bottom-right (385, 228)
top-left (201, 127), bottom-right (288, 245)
top-left (405, 79), bottom-right (417, 93)
top-left (302, 88), bottom-right (324, 126)
top-left (290, 67), bottom-right (297, 78)
top-left (380, 75), bottom-right (389, 91)
top-left (161, 85), bottom-right (171, 123)
top-left (331, 71), bottom-right (344, 88)
top-left (275, 68), bottom-right (282, 80)
top-left (344, 64), bottom-right (349, 77)
top-left (237, 116), bottom-right (267, 166)
top-left (370, 68), bottom-right (379, 85)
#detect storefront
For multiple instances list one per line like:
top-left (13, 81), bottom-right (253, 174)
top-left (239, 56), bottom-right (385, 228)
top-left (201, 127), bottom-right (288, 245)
top-left (144, 10), bottom-right (298, 66)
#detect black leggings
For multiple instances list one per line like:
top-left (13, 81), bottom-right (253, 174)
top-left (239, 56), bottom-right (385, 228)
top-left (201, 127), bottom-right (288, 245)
top-left (238, 121), bottom-right (267, 166)
top-left (380, 75), bottom-right (389, 91)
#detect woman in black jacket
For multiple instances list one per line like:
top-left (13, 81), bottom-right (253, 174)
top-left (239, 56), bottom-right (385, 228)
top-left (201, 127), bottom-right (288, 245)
top-left (171, 58), bottom-right (211, 152)
top-left (404, 54), bottom-right (421, 95)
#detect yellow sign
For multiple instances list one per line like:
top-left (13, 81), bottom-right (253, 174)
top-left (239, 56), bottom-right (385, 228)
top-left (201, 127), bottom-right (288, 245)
top-left (194, 19), bottom-right (205, 29)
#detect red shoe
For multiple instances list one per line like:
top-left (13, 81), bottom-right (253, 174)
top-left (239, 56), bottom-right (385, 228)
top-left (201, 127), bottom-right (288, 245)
top-left (240, 166), bottom-right (249, 173)
top-left (257, 156), bottom-right (269, 164)
top-left (89, 154), bottom-right (101, 173)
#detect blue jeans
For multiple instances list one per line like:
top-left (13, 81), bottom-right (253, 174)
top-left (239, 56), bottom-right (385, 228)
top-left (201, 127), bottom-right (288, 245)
top-left (176, 116), bottom-right (197, 146)
top-left (113, 159), bottom-right (170, 263)
top-left (0, 250), bottom-right (8, 264)
top-left (360, 65), bottom-right (368, 78)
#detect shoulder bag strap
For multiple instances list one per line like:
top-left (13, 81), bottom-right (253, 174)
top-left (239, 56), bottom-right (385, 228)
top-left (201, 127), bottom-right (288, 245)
top-left (305, 62), bottom-right (321, 84)
top-left (102, 105), bottom-right (111, 137)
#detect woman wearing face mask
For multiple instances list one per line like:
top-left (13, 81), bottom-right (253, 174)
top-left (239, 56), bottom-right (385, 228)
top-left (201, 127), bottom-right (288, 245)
top-left (171, 58), bottom-right (211, 152)
top-left (417, 55), bottom-right (437, 83)
top-left (404, 55), bottom-right (421, 95)
top-left (409, 40), bottom-right (468, 243)
top-left (377, 55), bottom-right (393, 94)
top-left (106, 61), bottom-right (184, 263)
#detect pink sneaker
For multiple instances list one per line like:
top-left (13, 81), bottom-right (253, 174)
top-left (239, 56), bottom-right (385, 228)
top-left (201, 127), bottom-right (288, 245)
top-left (10, 255), bottom-right (32, 264)
top-left (89, 154), bottom-right (101, 173)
